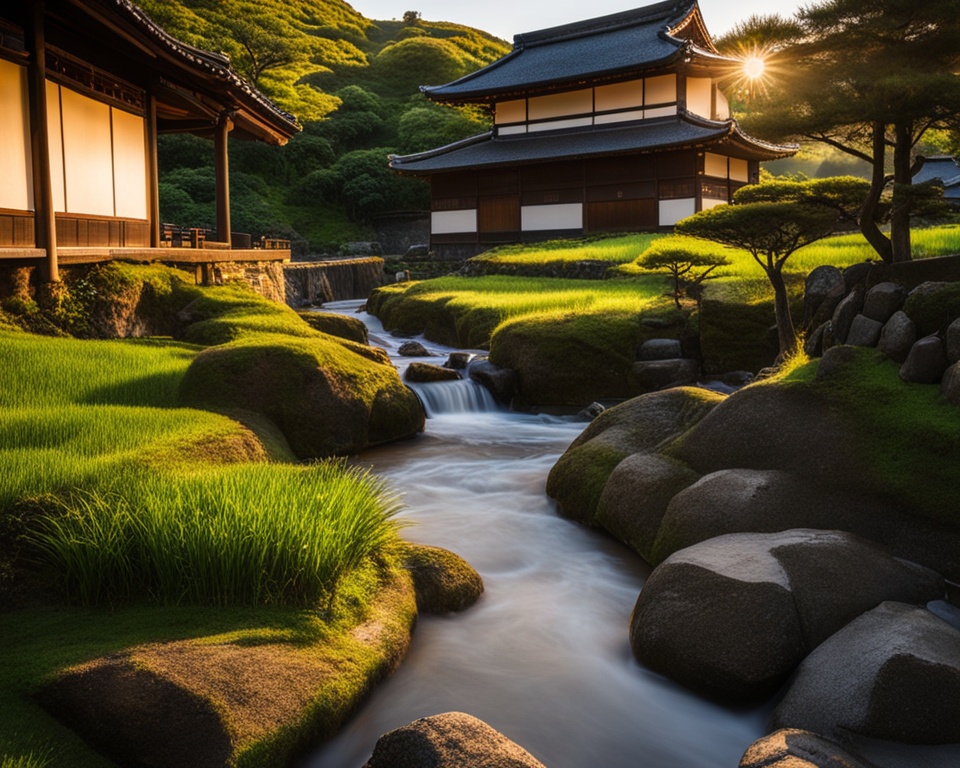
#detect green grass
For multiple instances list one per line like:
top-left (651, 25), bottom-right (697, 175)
top-left (473, 233), bottom-right (664, 266)
top-left (26, 463), bottom-right (401, 608)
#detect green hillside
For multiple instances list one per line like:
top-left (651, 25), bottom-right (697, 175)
top-left (138, 1), bottom-right (510, 254)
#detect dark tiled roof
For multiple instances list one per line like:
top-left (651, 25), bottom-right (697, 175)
top-left (423, 0), bottom-right (701, 102)
top-left (390, 114), bottom-right (797, 174)
top-left (914, 157), bottom-right (960, 189)
top-left (104, 0), bottom-right (300, 139)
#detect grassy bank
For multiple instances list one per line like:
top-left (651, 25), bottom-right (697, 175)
top-left (0, 266), bottom-right (421, 766)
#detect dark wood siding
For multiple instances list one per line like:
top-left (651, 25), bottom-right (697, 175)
top-left (0, 210), bottom-right (36, 247)
top-left (478, 195), bottom-right (520, 239)
top-left (585, 199), bottom-right (655, 233)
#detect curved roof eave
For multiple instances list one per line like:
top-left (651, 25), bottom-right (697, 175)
top-left (106, 0), bottom-right (300, 142)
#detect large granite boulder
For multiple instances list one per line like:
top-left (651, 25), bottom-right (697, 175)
top-left (363, 712), bottom-right (547, 768)
top-left (947, 317), bottom-right (960, 364)
top-left (469, 360), bottom-right (518, 405)
top-left (803, 266), bottom-right (846, 328)
top-left (595, 453), bottom-right (700, 563)
top-left (899, 334), bottom-right (948, 384)
top-left (739, 729), bottom-right (872, 768)
top-left (629, 530), bottom-right (942, 701)
top-left (650, 468), bottom-right (902, 565)
top-left (772, 602), bottom-right (960, 744)
top-left (831, 288), bottom-right (864, 344)
top-left (878, 310), bottom-right (917, 363)
top-left (637, 338), bottom-right (683, 361)
top-left (632, 359), bottom-right (700, 391)
top-left (667, 384), bottom-right (868, 490)
top-left (942, 362), bottom-right (960, 407)
top-left (845, 315), bottom-right (883, 347)
top-left (862, 282), bottom-right (907, 324)
top-left (546, 387), bottom-right (723, 525)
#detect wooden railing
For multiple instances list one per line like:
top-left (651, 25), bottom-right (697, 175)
top-left (159, 224), bottom-right (290, 251)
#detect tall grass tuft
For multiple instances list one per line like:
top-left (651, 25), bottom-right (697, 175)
top-left (25, 462), bottom-right (403, 608)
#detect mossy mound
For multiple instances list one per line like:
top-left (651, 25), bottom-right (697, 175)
top-left (402, 544), bottom-right (484, 614)
top-left (297, 311), bottom-right (369, 344)
top-left (38, 565), bottom-right (417, 768)
top-left (546, 387), bottom-right (724, 525)
top-left (490, 311), bottom-right (676, 406)
top-left (901, 281), bottom-right (960, 337)
top-left (179, 333), bottom-right (423, 459)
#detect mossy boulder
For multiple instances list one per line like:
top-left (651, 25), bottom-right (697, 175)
top-left (38, 567), bottom-right (418, 768)
top-left (489, 311), bottom-right (665, 406)
top-left (178, 333), bottom-right (423, 459)
top-left (405, 362), bottom-right (461, 383)
top-left (297, 311), bottom-right (369, 344)
top-left (402, 544), bottom-right (483, 613)
top-left (546, 387), bottom-right (723, 525)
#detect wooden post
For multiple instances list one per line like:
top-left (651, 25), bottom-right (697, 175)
top-left (25, 0), bottom-right (58, 282)
top-left (214, 112), bottom-right (233, 246)
top-left (145, 88), bottom-right (160, 247)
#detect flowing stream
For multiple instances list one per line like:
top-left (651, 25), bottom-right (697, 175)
top-left (303, 301), bottom-right (769, 768)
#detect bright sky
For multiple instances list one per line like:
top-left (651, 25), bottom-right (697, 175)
top-left (346, 0), bottom-right (807, 42)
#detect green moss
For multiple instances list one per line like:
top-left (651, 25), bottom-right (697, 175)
top-left (902, 281), bottom-right (960, 337)
top-left (296, 311), bottom-right (368, 344)
top-left (798, 349), bottom-right (960, 526)
top-left (545, 442), bottom-right (631, 525)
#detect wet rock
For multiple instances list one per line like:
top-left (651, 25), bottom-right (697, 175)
top-left (862, 281), bottom-right (907, 324)
top-left (739, 729), bottom-right (872, 768)
top-left (845, 314), bottom-right (883, 347)
top-left (637, 338), bottom-right (683, 361)
top-left (363, 712), bottom-right (547, 768)
top-left (630, 531), bottom-right (943, 701)
top-left (469, 360), bottom-right (518, 404)
top-left (398, 341), bottom-right (431, 357)
top-left (405, 363), bottom-right (461, 383)
top-left (595, 453), bottom-right (700, 563)
top-left (878, 311), bottom-right (917, 363)
top-left (577, 401), bottom-right (605, 421)
top-left (632, 359), bottom-right (700, 391)
top-left (772, 602), bottom-right (960, 744)
top-left (445, 352), bottom-right (473, 370)
top-left (899, 334), bottom-right (947, 384)
top-left (804, 322), bottom-right (828, 358)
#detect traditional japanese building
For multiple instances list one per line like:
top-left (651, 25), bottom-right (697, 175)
top-left (390, 0), bottom-right (797, 256)
top-left (0, 0), bottom-right (300, 284)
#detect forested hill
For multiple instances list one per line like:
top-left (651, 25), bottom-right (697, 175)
top-left (136, 0), bottom-right (511, 253)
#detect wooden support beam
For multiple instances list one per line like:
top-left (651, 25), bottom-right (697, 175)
top-left (214, 112), bottom-right (233, 247)
top-left (146, 88), bottom-right (161, 248)
top-left (25, 0), bottom-right (58, 282)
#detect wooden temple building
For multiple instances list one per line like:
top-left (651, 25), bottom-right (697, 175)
top-left (390, 0), bottom-right (797, 256)
top-left (0, 0), bottom-right (300, 284)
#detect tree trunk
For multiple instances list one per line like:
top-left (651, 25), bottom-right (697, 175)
top-left (890, 120), bottom-right (914, 263)
top-left (859, 121), bottom-right (893, 264)
top-left (768, 266), bottom-right (797, 357)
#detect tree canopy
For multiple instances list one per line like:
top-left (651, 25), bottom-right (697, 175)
top-left (738, 0), bottom-right (960, 263)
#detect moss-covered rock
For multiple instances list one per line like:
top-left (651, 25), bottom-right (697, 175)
top-left (546, 387), bottom-right (723, 525)
top-left (38, 565), bottom-right (418, 768)
top-left (178, 333), bottom-right (423, 459)
top-left (297, 310), bottom-right (369, 344)
top-left (402, 543), bottom-right (483, 613)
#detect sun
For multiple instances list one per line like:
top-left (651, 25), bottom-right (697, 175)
top-left (743, 55), bottom-right (766, 80)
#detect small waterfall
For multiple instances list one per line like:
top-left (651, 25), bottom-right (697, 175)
top-left (407, 379), bottom-right (500, 417)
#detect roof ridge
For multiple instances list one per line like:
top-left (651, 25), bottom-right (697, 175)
top-left (514, 1), bottom-right (694, 49)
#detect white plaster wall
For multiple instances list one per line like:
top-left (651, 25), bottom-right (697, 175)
top-left (498, 125), bottom-right (527, 136)
top-left (704, 152), bottom-right (728, 179)
top-left (687, 77), bottom-right (712, 118)
top-left (730, 157), bottom-right (749, 183)
top-left (0, 60), bottom-right (33, 212)
top-left (715, 87), bottom-right (730, 120)
top-left (528, 89), bottom-right (592, 120)
top-left (594, 109), bottom-right (645, 125)
top-left (61, 86), bottom-right (114, 216)
top-left (644, 74), bottom-right (676, 105)
top-left (595, 79), bottom-right (643, 111)
top-left (112, 108), bottom-right (147, 220)
top-left (495, 99), bottom-right (526, 124)
top-left (46, 80), bottom-right (66, 213)
top-left (521, 203), bottom-right (583, 231)
top-left (702, 197), bottom-right (727, 210)
top-left (432, 209), bottom-right (477, 234)
top-left (527, 117), bottom-right (593, 133)
top-left (644, 105), bottom-right (678, 119)
top-left (659, 198), bottom-right (696, 226)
